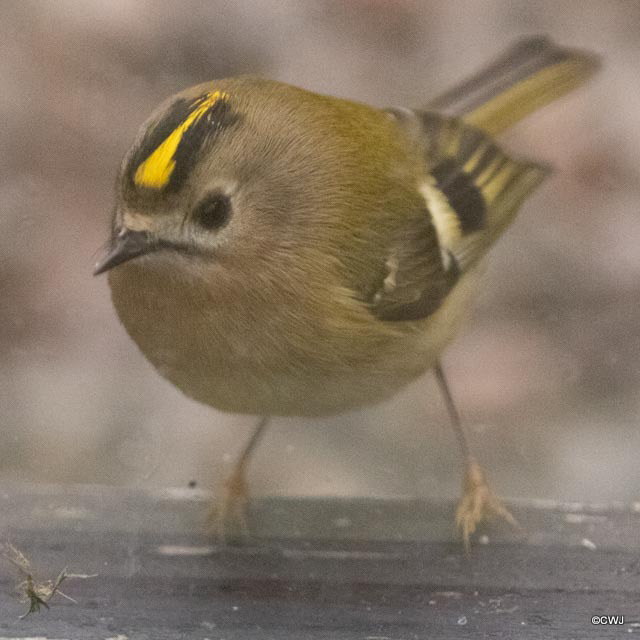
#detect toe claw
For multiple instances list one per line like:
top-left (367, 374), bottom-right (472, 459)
top-left (455, 458), bottom-right (520, 554)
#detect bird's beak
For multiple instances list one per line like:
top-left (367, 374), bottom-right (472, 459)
top-left (93, 229), bottom-right (155, 276)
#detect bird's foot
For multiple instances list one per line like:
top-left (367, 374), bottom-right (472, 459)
top-left (455, 457), bottom-right (520, 554)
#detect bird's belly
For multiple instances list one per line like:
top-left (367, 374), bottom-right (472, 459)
top-left (115, 315), bottom-right (429, 417)
top-left (108, 262), bottom-right (478, 417)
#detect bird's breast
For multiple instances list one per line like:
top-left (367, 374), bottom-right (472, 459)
top-left (107, 257), bottom-right (477, 417)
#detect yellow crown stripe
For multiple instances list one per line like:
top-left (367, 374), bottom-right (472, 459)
top-left (134, 90), bottom-right (228, 189)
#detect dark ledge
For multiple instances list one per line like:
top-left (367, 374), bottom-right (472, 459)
top-left (1, 483), bottom-right (639, 638)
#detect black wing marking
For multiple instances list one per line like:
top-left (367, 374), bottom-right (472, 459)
top-left (369, 111), bottom-right (547, 323)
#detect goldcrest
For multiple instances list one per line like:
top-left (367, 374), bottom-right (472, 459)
top-left (95, 37), bottom-right (599, 547)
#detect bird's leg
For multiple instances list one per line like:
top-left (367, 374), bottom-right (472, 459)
top-left (210, 415), bottom-right (270, 544)
top-left (434, 361), bottom-right (520, 553)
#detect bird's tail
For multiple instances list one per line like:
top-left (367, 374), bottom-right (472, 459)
top-left (427, 36), bottom-right (601, 136)
top-left (415, 37), bottom-right (599, 271)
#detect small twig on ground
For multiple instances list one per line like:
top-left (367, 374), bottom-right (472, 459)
top-left (1, 542), bottom-right (97, 619)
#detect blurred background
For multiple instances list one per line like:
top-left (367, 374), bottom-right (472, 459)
top-left (0, 0), bottom-right (638, 507)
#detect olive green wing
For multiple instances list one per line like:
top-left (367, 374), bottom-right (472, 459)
top-left (369, 112), bottom-right (547, 322)
top-left (369, 36), bottom-right (598, 323)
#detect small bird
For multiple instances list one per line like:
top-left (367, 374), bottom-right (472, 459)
top-left (95, 37), bottom-right (599, 550)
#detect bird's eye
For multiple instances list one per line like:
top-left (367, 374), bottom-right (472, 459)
top-left (192, 193), bottom-right (231, 231)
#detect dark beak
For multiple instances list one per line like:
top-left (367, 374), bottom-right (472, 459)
top-left (93, 229), bottom-right (155, 276)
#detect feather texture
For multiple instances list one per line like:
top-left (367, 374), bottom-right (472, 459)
top-left (370, 37), bottom-right (597, 323)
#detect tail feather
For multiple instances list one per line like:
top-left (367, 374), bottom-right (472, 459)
top-left (374, 37), bottom-right (599, 323)
top-left (413, 37), bottom-right (599, 270)
top-left (427, 36), bottom-right (600, 135)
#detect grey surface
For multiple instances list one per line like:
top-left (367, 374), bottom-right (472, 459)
top-left (0, 484), bottom-right (639, 638)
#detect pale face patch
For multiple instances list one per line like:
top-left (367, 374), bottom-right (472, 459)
top-left (121, 210), bottom-right (153, 233)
